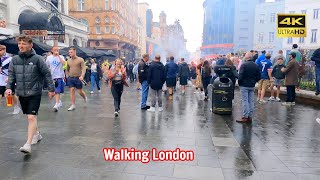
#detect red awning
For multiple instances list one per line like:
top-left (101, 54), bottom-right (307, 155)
top-left (200, 44), bottom-right (234, 50)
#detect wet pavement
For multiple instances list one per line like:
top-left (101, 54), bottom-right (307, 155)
top-left (0, 83), bottom-right (320, 180)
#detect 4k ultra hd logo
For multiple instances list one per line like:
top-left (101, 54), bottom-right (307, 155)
top-left (277, 14), bottom-right (306, 38)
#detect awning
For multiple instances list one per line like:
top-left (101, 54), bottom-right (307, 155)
top-left (18, 10), bottom-right (65, 35)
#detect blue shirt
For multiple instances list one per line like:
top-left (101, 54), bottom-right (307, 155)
top-left (258, 59), bottom-right (272, 80)
top-left (255, 54), bottom-right (266, 64)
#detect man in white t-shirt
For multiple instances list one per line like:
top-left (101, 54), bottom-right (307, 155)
top-left (0, 45), bottom-right (21, 114)
top-left (46, 46), bottom-right (65, 112)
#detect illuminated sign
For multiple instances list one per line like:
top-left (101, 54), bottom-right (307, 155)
top-left (277, 14), bottom-right (306, 38)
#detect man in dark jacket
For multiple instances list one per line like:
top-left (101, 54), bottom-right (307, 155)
top-left (311, 48), bottom-right (320, 95)
top-left (147, 55), bottom-right (165, 112)
top-left (138, 53), bottom-right (150, 110)
top-left (6, 36), bottom-right (55, 154)
top-left (128, 62), bottom-right (134, 83)
top-left (165, 56), bottom-right (179, 100)
top-left (178, 58), bottom-right (190, 95)
top-left (237, 52), bottom-right (261, 124)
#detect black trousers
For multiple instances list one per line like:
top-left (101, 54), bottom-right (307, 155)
top-left (286, 85), bottom-right (296, 102)
top-left (202, 77), bottom-right (211, 97)
top-left (111, 81), bottom-right (124, 111)
top-left (128, 72), bottom-right (134, 82)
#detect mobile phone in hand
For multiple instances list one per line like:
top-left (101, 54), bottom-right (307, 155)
top-left (81, 80), bottom-right (87, 86)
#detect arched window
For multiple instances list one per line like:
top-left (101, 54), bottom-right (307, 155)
top-left (73, 39), bottom-right (78, 46)
top-left (80, 18), bottom-right (89, 32)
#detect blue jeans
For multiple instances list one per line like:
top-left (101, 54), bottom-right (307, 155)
top-left (316, 66), bottom-right (320, 92)
top-left (141, 80), bottom-right (149, 108)
top-left (90, 72), bottom-right (100, 91)
top-left (240, 86), bottom-right (255, 118)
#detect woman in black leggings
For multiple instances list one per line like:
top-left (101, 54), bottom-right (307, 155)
top-left (201, 60), bottom-right (212, 101)
top-left (107, 59), bottom-right (129, 117)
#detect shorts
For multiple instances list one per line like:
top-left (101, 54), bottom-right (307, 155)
top-left (273, 78), bottom-right (284, 86)
top-left (67, 77), bottom-right (83, 89)
top-left (0, 86), bottom-right (5, 97)
top-left (258, 79), bottom-right (270, 90)
top-left (19, 95), bottom-right (41, 115)
top-left (166, 78), bottom-right (177, 87)
top-left (54, 78), bottom-right (65, 94)
top-left (180, 76), bottom-right (188, 85)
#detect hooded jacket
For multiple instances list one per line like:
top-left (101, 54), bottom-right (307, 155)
top-left (178, 62), bottom-right (190, 78)
top-left (165, 60), bottom-right (179, 78)
top-left (6, 49), bottom-right (55, 97)
top-left (148, 61), bottom-right (165, 90)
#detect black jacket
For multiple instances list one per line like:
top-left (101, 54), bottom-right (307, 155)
top-left (311, 48), bottom-right (320, 67)
top-left (138, 59), bottom-right (149, 83)
top-left (238, 60), bottom-right (261, 87)
top-left (252, 54), bottom-right (258, 62)
top-left (6, 49), bottom-right (54, 97)
top-left (148, 61), bottom-right (165, 90)
top-left (178, 62), bottom-right (190, 77)
top-left (225, 65), bottom-right (238, 85)
top-left (272, 64), bottom-right (286, 79)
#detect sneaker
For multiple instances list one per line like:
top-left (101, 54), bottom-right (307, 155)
top-left (114, 111), bottom-right (119, 117)
top-left (53, 104), bottom-right (59, 112)
top-left (256, 97), bottom-right (260, 101)
top-left (316, 118), bottom-right (320, 124)
top-left (68, 105), bottom-right (76, 111)
top-left (12, 106), bottom-right (21, 115)
top-left (268, 97), bottom-right (275, 101)
top-left (31, 133), bottom-right (42, 145)
top-left (282, 102), bottom-right (292, 106)
top-left (275, 97), bottom-right (281, 102)
top-left (141, 106), bottom-right (150, 110)
top-left (316, 92), bottom-right (320, 96)
top-left (291, 102), bottom-right (296, 106)
top-left (90, 91), bottom-right (94, 94)
top-left (259, 100), bottom-right (267, 104)
top-left (98, 90), bottom-right (101, 93)
top-left (84, 96), bottom-right (88, 103)
top-left (19, 143), bottom-right (31, 154)
top-left (158, 107), bottom-right (163, 112)
top-left (147, 107), bottom-right (155, 112)
top-left (58, 101), bottom-right (63, 107)
top-left (204, 97), bottom-right (208, 101)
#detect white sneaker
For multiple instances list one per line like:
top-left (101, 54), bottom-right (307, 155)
top-left (282, 102), bottom-right (292, 106)
top-left (90, 91), bottom-right (94, 94)
top-left (275, 97), bottom-right (281, 102)
top-left (12, 106), bottom-right (21, 115)
top-left (58, 101), bottom-right (63, 108)
top-left (19, 143), bottom-right (31, 154)
top-left (31, 133), bottom-right (43, 145)
top-left (316, 118), bottom-right (320, 124)
top-left (256, 97), bottom-right (260, 101)
top-left (158, 107), bottom-right (163, 112)
top-left (98, 90), bottom-right (101, 93)
top-left (259, 100), bottom-right (267, 104)
top-left (291, 102), bottom-right (296, 106)
top-left (147, 107), bottom-right (155, 112)
top-left (68, 105), bottom-right (76, 111)
top-left (268, 97), bottom-right (275, 101)
top-left (114, 111), bottom-right (119, 117)
top-left (53, 104), bottom-right (59, 112)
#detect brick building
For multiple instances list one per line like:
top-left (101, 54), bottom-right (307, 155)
top-left (68, 0), bottom-right (138, 61)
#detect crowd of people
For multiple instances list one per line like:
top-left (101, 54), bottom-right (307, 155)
top-left (0, 35), bottom-right (319, 154)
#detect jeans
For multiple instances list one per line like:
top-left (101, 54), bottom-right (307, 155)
top-left (316, 66), bottom-right (320, 92)
top-left (128, 72), bottom-right (134, 82)
top-left (286, 85), bottom-right (296, 102)
top-left (151, 89), bottom-right (162, 107)
top-left (90, 72), bottom-right (100, 91)
top-left (240, 86), bottom-right (255, 118)
top-left (111, 81), bottom-right (123, 111)
top-left (141, 80), bottom-right (149, 108)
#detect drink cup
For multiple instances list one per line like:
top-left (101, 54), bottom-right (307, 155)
top-left (6, 95), bottom-right (13, 107)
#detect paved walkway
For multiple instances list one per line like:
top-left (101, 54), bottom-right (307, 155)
top-left (0, 83), bottom-right (320, 180)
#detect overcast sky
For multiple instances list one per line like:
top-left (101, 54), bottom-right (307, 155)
top-left (138, 0), bottom-right (275, 53)
top-left (138, 0), bottom-right (204, 53)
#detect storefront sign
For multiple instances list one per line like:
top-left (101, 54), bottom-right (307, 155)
top-left (22, 30), bottom-right (48, 36)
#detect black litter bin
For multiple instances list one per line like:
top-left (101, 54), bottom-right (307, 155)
top-left (211, 66), bottom-right (234, 115)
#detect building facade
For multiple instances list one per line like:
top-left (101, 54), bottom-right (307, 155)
top-left (253, 0), bottom-right (285, 55)
top-left (233, 0), bottom-right (260, 52)
top-left (0, 0), bottom-right (88, 47)
top-left (201, 0), bottom-right (235, 58)
top-left (69, 0), bottom-right (138, 61)
top-left (282, 0), bottom-right (320, 54)
top-left (138, 2), bottom-right (148, 56)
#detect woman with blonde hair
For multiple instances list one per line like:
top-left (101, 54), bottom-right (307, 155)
top-left (107, 59), bottom-right (129, 117)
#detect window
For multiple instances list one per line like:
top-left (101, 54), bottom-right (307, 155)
top-left (239, 37), bottom-right (248, 40)
top-left (311, 29), bottom-right (317, 43)
top-left (95, 17), bottom-right (100, 24)
top-left (96, 26), bottom-right (101, 34)
top-left (258, 33), bottom-right (264, 43)
top-left (301, 10), bottom-right (307, 14)
top-left (111, 26), bottom-right (115, 34)
top-left (105, 0), bottom-right (109, 10)
top-left (105, 26), bottom-right (110, 33)
top-left (105, 17), bottom-right (109, 23)
top-left (80, 18), bottom-right (89, 32)
top-left (287, 37), bottom-right (293, 44)
top-left (111, 0), bottom-right (115, 10)
top-left (78, 0), bottom-right (84, 11)
top-left (259, 14), bottom-right (265, 24)
top-left (314, 9), bottom-right (319, 19)
top-left (269, 32), bottom-right (274, 43)
top-left (270, 13), bottom-right (275, 22)
top-left (299, 37), bottom-right (305, 43)
top-left (289, 11), bottom-right (295, 14)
